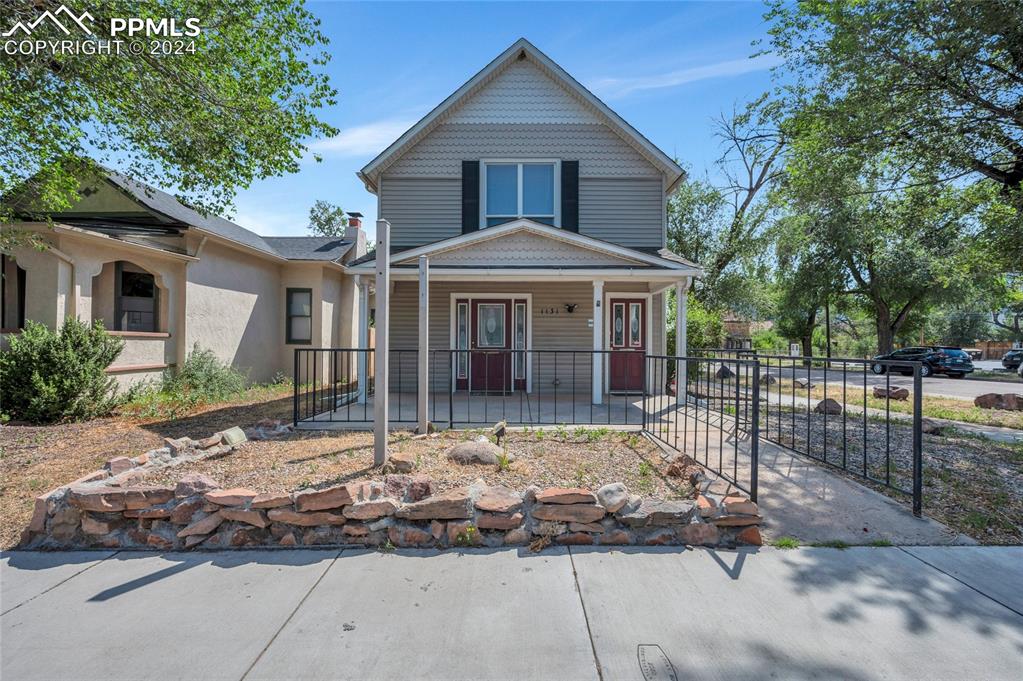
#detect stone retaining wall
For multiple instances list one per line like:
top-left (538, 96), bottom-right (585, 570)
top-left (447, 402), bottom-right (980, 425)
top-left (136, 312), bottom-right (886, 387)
top-left (21, 432), bottom-right (763, 551)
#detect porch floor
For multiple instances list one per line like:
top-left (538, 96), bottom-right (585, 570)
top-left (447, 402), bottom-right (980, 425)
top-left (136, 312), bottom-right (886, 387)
top-left (295, 390), bottom-right (646, 429)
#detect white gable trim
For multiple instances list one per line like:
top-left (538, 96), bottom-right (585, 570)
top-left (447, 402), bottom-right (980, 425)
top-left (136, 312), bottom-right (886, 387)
top-left (357, 38), bottom-right (684, 192)
top-left (346, 219), bottom-right (700, 274)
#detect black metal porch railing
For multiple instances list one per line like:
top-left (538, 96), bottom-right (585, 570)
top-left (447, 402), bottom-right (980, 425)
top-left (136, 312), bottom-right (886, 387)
top-left (694, 349), bottom-right (924, 516)
top-left (293, 348), bottom-right (648, 428)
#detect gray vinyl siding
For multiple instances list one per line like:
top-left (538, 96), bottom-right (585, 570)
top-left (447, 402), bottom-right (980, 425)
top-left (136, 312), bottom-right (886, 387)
top-left (579, 178), bottom-right (664, 248)
top-left (379, 176), bottom-right (461, 249)
top-left (386, 281), bottom-right (661, 395)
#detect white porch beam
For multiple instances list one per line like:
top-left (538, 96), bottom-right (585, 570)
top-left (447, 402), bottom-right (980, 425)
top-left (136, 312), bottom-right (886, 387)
top-left (592, 279), bottom-right (604, 405)
top-left (356, 275), bottom-right (369, 404)
top-left (417, 255), bottom-right (429, 434)
top-left (373, 220), bottom-right (391, 467)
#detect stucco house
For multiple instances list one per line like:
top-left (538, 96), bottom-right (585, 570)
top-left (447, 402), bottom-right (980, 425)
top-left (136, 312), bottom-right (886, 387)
top-left (315, 38), bottom-right (700, 425)
top-left (1, 172), bottom-right (367, 387)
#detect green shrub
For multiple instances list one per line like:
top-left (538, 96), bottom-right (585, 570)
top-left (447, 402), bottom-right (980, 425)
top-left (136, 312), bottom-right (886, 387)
top-left (119, 345), bottom-right (247, 418)
top-left (0, 320), bottom-right (124, 423)
top-left (166, 344), bottom-right (246, 401)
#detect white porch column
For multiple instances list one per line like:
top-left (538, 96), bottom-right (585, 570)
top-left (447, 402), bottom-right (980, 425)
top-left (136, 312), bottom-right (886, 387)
top-left (417, 255), bottom-right (429, 434)
top-left (373, 220), bottom-right (390, 467)
top-left (592, 279), bottom-right (604, 404)
top-left (356, 275), bottom-right (370, 404)
top-left (675, 278), bottom-right (688, 357)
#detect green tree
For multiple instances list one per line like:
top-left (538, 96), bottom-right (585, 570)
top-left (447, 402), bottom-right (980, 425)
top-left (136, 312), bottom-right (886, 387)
top-left (766, 0), bottom-right (1023, 263)
top-left (667, 97), bottom-right (785, 313)
top-left (307, 200), bottom-right (347, 237)
top-left (788, 179), bottom-right (991, 354)
top-left (1, 1), bottom-right (338, 251)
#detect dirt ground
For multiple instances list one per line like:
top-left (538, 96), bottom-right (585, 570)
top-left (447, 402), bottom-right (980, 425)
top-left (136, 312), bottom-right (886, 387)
top-left (0, 390), bottom-right (692, 549)
top-left (0, 389), bottom-right (292, 549)
top-left (139, 427), bottom-right (691, 501)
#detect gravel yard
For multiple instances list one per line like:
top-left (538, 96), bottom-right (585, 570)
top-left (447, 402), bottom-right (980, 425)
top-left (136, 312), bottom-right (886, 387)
top-left (138, 427), bottom-right (694, 502)
top-left (768, 408), bottom-right (1023, 544)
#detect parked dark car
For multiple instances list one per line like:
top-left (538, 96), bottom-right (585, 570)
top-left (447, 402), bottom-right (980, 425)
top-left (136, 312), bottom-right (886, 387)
top-left (1002, 349), bottom-right (1023, 371)
top-left (870, 346), bottom-right (974, 378)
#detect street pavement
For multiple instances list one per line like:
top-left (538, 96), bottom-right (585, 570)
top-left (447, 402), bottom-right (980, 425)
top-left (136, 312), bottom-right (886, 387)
top-left (763, 364), bottom-right (1020, 401)
top-left (3, 546), bottom-right (1021, 681)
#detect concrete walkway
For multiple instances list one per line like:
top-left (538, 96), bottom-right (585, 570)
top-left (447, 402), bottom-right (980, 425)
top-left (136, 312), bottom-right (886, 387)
top-left (3, 546), bottom-right (1021, 681)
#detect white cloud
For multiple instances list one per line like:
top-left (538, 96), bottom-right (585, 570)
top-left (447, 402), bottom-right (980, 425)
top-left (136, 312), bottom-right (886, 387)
top-left (308, 117), bottom-right (419, 157)
top-left (592, 54), bottom-right (783, 99)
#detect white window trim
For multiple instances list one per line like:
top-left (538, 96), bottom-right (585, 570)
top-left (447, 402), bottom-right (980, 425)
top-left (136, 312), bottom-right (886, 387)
top-left (480, 159), bottom-right (561, 228)
top-left (449, 293), bottom-right (533, 393)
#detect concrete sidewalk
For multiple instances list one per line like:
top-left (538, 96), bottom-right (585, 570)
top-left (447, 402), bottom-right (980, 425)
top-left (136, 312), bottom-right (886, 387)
top-left (3, 546), bottom-right (1022, 681)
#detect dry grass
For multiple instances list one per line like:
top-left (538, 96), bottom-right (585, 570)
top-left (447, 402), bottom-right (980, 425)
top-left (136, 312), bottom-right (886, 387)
top-left (0, 385), bottom-right (292, 549)
top-left (769, 379), bottom-right (1023, 430)
top-left (0, 382), bottom-right (693, 549)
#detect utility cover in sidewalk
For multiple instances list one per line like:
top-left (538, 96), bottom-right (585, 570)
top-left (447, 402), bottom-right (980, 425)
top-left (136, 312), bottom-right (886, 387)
top-left (637, 644), bottom-right (677, 681)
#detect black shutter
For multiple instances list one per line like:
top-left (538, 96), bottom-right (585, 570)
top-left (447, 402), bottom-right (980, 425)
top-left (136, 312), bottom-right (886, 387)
top-left (461, 160), bottom-right (480, 233)
top-left (561, 160), bottom-right (579, 232)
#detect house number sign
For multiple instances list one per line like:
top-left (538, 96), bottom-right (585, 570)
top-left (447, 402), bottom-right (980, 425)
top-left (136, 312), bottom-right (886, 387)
top-left (537, 307), bottom-right (561, 315)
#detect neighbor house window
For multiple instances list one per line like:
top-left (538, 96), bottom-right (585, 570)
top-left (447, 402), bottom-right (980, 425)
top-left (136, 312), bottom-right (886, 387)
top-left (483, 161), bottom-right (558, 227)
top-left (456, 302), bottom-right (468, 378)
top-left (286, 288), bottom-right (312, 344)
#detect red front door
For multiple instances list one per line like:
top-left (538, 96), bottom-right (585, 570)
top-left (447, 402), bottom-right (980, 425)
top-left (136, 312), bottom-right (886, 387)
top-left (609, 298), bottom-right (646, 392)
top-left (470, 300), bottom-right (512, 393)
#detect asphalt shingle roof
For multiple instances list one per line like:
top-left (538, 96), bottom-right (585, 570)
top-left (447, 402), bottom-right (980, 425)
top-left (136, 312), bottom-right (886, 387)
top-left (105, 173), bottom-right (352, 262)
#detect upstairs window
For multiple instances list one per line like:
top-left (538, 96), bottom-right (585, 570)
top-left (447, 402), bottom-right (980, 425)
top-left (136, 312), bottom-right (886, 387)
top-left (483, 161), bottom-right (558, 227)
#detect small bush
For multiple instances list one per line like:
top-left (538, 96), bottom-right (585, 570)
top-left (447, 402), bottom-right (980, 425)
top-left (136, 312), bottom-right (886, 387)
top-left (119, 345), bottom-right (248, 419)
top-left (0, 320), bottom-right (124, 423)
top-left (166, 344), bottom-right (246, 401)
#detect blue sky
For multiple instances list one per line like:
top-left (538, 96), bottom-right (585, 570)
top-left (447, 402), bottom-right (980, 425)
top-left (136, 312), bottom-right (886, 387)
top-left (232, 1), bottom-right (779, 240)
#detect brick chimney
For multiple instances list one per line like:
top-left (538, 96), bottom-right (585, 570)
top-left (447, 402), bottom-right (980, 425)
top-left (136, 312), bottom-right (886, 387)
top-left (345, 211), bottom-right (367, 256)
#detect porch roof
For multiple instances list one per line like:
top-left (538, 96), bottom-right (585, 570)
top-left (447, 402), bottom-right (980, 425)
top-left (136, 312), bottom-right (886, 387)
top-left (346, 219), bottom-right (701, 280)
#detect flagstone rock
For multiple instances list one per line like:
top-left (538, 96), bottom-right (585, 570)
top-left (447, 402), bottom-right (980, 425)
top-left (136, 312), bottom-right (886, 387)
top-left (293, 484), bottom-right (355, 512)
top-left (221, 508), bottom-right (269, 528)
top-left (712, 514), bottom-right (762, 527)
top-left (279, 532), bottom-right (298, 547)
top-left (177, 511), bottom-right (225, 537)
top-left (645, 528), bottom-right (677, 545)
top-left (123, 487), bottom-right (175, 510)
top-left (532, 520), bottom-right (567, 536)
top-left (678, 521), bottom-right (719, 546)
top-left (169, 498), bottom-right (204, 524)
top-left (387, 450), bottom-right (416, 473)
top-left (407, 475), bottom-right (433, 502)
top-left (794, 377), bottom-right (815, 389)
top-left (105, 457), bottom-right (134, 475)
top-left (476, 486), bottom-right (522, 514)
top-left (477, 512), bottom-right (524, 530)
top-left (535, 487), bottom-right (596, 505)
top-left (251, 492), bottom-right (292, 509)
top-left (81, 515), bottom-right (121, 535)
top-left (205, 488), bottom-right (259, 506)
top-left (696, 495), bottom-right (717, 518)
top-left (556, 532), bottom-right (593, 545)
top-left (147, 534), bottom-right (175, 550)
top-left (532, 503), bottom-right (606, 523)
top-left (617, 499), bottom-right (696, 527)
top-left (124, 506), bottom-right (172, 520)
top-left (504, 527), bottom-right (530, 544)
top-left (736, 526), bottom-right (763, 546)
top-left (723, 497), bottom-right (759, 516)
top-left (395, 488), bottom-right (472, 520)
top-left (175, 474), bottom-right (220, 498)
top-left (68, 487), bottom-right (127, 513)
top-left (447, 521), bottom-right (482, 546)
top-left (568, 522), bottom-right (603, 533)
top-left (595, 483), bottom-right (629, 513)
top-left (343, 499), bottom-right (398, 520)
top-left (343, 524), bottom-right (370, 537)
top-left (599, 529), bottom-right (634, 545)
top-left (388, 524), bottom-right (433, 547)
top-left (267, 508), bottom-right (346, 526)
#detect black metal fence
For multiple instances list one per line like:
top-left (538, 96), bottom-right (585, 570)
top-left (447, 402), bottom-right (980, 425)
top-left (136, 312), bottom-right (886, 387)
top-left (643, 355), bottom-right (760, 501)
top-left (695, 349), bottom-right (924, 515)
top-left (293, 348), bottom-right (646, 428)
top-left (293, 346), bottom-right (924, 515)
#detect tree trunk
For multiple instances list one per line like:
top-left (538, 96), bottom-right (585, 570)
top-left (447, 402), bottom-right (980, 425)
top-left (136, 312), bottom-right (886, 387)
top-left (801, 336), bottom-right (813, 358)
top-left (876, 303), bottom-right (895, 354)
